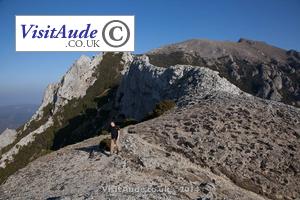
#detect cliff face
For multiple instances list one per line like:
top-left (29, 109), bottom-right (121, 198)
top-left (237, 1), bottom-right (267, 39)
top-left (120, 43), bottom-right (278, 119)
top-left (0, 129), bottom-right (17, 151)
top-left (115, 55), bottom-right (243, 121)
top-left (0, 61), bottom-right (299, 200)
top-left (24, 54), bottom-right (103, 124)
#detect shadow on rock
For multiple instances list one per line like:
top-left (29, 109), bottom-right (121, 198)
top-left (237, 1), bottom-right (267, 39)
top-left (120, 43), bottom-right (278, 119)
top-left (75, 144), bottom-right (110, 157)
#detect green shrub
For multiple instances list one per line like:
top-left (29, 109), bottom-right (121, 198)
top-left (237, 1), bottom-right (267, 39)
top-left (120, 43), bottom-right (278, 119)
top-left (145, 100), bottom-right (176, 120)
top-left (99, 137), bottom-right (111, 151)
top-left (120, 118), bottom-right (138, 128)
top-left (100, 130), bottom-right (109, 135)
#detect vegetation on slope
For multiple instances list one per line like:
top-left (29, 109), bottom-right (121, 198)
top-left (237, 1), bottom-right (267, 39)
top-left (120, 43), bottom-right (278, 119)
top-left (144, 99), bottom-right (176, 120)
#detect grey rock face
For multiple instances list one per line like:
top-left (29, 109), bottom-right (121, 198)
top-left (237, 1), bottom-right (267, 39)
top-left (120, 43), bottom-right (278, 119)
top-left (28, 54), bottom-right (103, 123)
top-left (0, 129), bottom-right (17, 151)
top-left (116, 55), bottom-right (244, 120)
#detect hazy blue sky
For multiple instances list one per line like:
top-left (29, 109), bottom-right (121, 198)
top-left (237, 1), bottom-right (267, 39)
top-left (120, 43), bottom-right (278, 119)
top-left (0, 0), bottom-right (299, 106)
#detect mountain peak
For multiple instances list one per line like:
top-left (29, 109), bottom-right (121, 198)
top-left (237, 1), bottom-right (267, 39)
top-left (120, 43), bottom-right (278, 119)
top-left (77, 54), bottom-right (91, 63)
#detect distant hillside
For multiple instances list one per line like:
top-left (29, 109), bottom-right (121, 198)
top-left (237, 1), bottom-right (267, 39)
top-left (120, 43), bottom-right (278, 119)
top-left (147, 38), bottom-right (300, 107)
top-left (0, 104), bottom-right (38, 133)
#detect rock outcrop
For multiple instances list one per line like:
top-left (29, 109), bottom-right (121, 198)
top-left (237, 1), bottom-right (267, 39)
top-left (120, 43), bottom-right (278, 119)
top-left (115, 55), bottom-right (244, 121)
top-left (0, 129), bottom-right (17, 151)
top-left (26, 54), bottom-right (103, 124)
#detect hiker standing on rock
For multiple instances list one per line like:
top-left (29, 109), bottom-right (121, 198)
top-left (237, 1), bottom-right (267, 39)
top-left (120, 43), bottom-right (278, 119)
top-left (109, 121), bottom-right (120, 155)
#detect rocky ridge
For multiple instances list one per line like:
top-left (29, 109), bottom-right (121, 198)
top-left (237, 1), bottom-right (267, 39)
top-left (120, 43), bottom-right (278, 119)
top-left (0, 64), bottom-right (299, 199)
top-left (147, 38), bottom-right (300, 107)
top-left (115, 55), bottom-right (244, 120)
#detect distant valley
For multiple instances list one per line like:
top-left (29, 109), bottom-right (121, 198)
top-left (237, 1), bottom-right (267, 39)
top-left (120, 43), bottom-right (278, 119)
top-left (0, 104), bottom-right (38, 133)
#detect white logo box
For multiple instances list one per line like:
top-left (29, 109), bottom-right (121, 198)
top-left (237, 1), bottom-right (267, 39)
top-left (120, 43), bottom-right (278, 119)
top-left (16, 16), bottom-right (135, 52)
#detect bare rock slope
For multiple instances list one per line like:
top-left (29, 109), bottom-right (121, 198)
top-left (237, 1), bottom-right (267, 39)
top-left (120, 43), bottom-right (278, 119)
top-left (1, 62), bottom-right (299, 200)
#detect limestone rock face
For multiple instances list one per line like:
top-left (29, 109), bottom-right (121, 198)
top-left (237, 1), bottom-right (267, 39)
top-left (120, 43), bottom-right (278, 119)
top-left (0, 129), bottom-right (17, 151)
top-left (28, 54), bottom-right (103, 123)
top-left (116, 55), bottom-right (244, 120)
top-left (57, 55), bottom-right (92, 99)
top-left (28, 83), bottom-right (59, 123)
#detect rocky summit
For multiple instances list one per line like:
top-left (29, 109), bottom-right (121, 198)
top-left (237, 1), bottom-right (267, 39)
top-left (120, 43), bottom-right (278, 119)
top-left (0, 39), bottom-right (299, 200)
